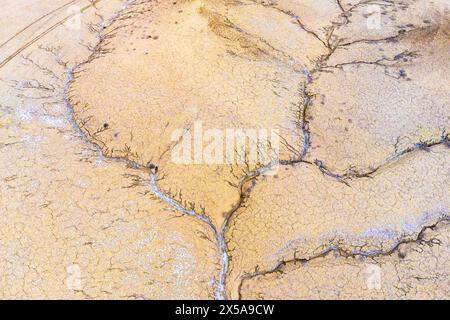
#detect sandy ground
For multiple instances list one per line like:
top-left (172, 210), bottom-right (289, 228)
top-left (0, 0), bottom-right (449, 299)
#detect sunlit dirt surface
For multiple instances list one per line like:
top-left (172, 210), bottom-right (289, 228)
top-left (0, 0), bottom-right (449, 299)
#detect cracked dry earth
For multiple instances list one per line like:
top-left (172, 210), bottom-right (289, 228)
top-left (0, 0), bottom-right (449, 300)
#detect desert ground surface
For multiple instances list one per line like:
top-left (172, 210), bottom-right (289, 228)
top-left (0, 0), bottom-right (449, 299)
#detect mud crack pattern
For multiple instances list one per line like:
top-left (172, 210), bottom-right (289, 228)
top-left (0, 0), bottom-right (449, 299)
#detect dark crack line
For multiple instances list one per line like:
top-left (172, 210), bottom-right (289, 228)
top-left (60, 0), bottom-right (229, 300)
top-left (339, 29), bottom-right (414, 48)
top-left (319, 50), bottom-right (419, 71)
top-left (286, 7), bottom-right (447, 185)
top-left (312, 132), bottom-right (449, 183)
top-left (237, 217), bottom-right (450, 299)
top-left (248, 0), bottom-right (330, 48)
top-left (56, 0), bottom-right (449, 301)
top-left (223, 2), bottom-right (449, 298)
top-left (221, 0), bottom-right (449, 298)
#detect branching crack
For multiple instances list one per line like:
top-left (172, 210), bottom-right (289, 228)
top-left (60, 0), bottom-right (229, 300)
top-left (55, 0), bottom-right (449, 301)
top-left (237, 218), bottom-right (450, 299)
top-left (312, 132), bottom-right (449, 183)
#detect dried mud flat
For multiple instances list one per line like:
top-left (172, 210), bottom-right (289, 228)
top-left (0, 0), bottom-right (449, 299)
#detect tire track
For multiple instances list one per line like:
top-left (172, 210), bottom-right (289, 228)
top-left (0, 0), bottom-right (80, 50)
top-left (0, 0), bottom-right (101, 69)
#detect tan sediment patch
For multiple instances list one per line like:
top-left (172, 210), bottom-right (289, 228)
top-left (305, 17), bottom-right (450, 175)
top-left (225, 145), bottom-right (449, 298)
top-left (68, 0), bottom-right (328, 226)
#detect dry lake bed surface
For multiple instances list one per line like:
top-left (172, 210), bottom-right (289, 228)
top-left (0, 0), bottom-right (449, 299)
